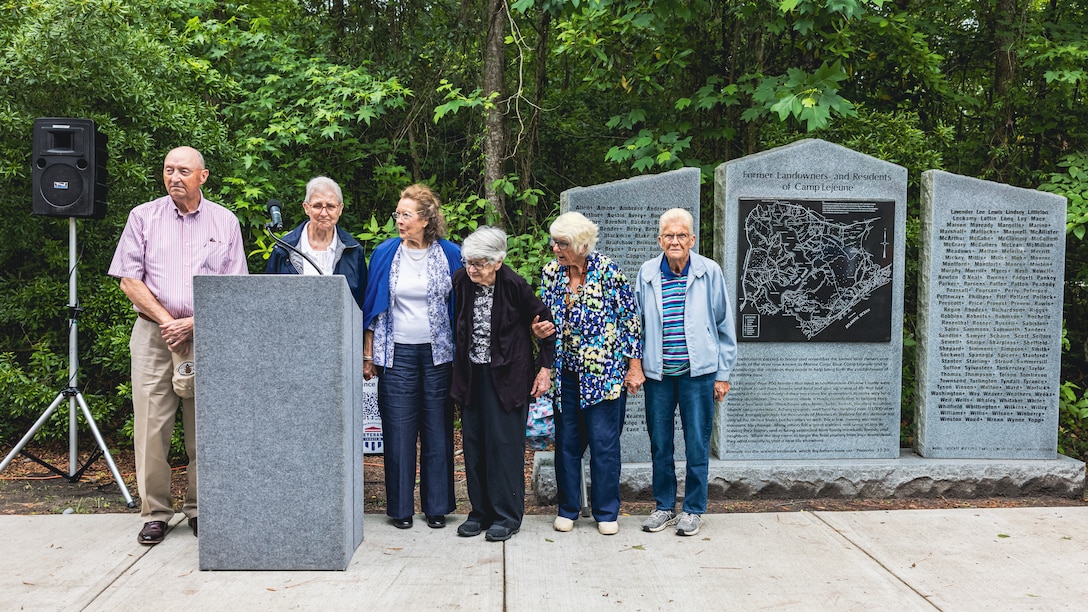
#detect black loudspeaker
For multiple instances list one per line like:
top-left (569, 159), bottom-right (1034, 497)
top-left (32, 118), bottom-right (108, 219)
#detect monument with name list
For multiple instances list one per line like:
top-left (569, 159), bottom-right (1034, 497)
top-left (915, 170), bottom-right (1067, 458)
top-left (532, 140), bottom-right (1083, 504)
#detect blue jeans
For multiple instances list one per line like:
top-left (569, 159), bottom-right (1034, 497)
top-left (378, 343), bottom-right (455, 519)
top-left (644, 372), bottom-right (715, 514)
top-left (554, 370), bottom-right (626, 523)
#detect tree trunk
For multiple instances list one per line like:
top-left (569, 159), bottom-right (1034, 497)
top-left (407, 121), bottom-right (423, 182)
top-left (991, 0), bottom-right (1021, 157)
top-left (331, 0), bottom-right (345, 39)
top-left (515, 10), bottom-right (551, 234)
top-left (483, 0), bottom-right (508, 228)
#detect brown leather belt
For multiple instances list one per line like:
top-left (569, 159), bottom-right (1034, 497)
top-left (137, 312), bottom-right (157, 324)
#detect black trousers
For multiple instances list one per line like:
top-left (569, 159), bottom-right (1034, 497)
top-left (462, 363), bottom-right (528, 529)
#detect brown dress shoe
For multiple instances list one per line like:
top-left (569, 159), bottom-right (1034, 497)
top-left (138, 521), bottom-right (167, 545)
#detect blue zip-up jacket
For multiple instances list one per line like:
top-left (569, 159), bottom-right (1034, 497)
top-left (265, 222), bottom-right (367, 310)
top-left (633, 251), bottom-right (737, 382)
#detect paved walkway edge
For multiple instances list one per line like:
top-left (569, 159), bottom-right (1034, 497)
top-left (3, 508), bottom-right (1088, 610)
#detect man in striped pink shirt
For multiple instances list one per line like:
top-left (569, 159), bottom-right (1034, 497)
top-left (108, 146), bottom-right (248, 545)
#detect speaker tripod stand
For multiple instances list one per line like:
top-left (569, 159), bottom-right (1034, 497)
top-left (0, 218), bottom-right (135, 507)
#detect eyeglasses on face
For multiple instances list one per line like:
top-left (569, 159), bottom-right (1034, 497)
top-left (306, 202), bottom-right (341, 212)
top-left (461, 259), bottom-right (492, 271)
top-left (659, 233), bottom-right (691, 243)
top-left (391, 211), bottom-right (418, 221)
top-left (549, 238), bottom-right (571, 251)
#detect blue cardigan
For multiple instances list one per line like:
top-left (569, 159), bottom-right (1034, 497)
top-left (362, 237), bottom-right (462, 329)
top-left (265, 223), bottom-right (368, 310)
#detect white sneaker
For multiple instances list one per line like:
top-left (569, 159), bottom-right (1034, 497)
top-left (553, 516), bottom-right (574, 532)
top-left (675, 512), bottom-right (701, 536)
top-left (641, 509), bottom-right (678, 532)
top-left (597, 520), bottom-right (619, 535)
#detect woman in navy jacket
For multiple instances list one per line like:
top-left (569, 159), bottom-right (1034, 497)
top-left (264, 176), bottom-right (367, 310)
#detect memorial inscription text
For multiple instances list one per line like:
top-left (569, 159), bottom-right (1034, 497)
top-left (930, 207), bottom-right (1060, 426)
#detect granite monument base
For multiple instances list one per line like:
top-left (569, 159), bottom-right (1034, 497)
top-left (194, 275), bottom-right (365, 571)
top-left (531, 451), bottom-right (1085, 503)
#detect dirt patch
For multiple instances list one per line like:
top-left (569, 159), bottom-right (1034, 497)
top-left (2, 440), bottom-right (1085, 516)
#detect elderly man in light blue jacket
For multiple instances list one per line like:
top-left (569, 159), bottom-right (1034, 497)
top-left (632, 208), bottom-right (737, 537)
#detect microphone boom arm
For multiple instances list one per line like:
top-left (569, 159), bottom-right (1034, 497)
top-left (263, 225), bottom-right (326, 275)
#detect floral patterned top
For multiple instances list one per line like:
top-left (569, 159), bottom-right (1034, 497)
top-left (539, 250), bottom-right (642, 410)
top-left (370, 242), bottom-right (455, 366)
top-left (469, 284), bottom-right (495, 364)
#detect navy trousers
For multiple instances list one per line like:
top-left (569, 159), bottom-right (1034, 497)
top-left (461, 364), bottom-right (528, 530)
top-left (378, 343), bottom-right (455, 519)
top-left (554, 370), bottom-right (626, 523)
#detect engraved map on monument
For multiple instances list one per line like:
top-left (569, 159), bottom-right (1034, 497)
top-left (738, 198), bottom-right (894, 342)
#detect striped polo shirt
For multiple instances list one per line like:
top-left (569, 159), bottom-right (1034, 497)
top-left (660, 256), bottom-right (690, 376)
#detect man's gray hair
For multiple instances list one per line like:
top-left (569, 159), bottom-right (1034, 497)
top-left (550, 211), bottom-right (599, 254)
top-left (658, 208), bottom-right (694, 233)
top-left (305, 176), bottom-right (343, 205)
top-left (462, 226), bottom-right (508, 263)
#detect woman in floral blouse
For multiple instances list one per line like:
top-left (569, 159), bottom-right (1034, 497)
top-left (536, 211), bottom-right (644, 536)
top-left (362, 184), bottom-right (462, 530)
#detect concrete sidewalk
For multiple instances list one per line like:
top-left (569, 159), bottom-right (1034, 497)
top-left (3, 508), bottom-right (1087, 611)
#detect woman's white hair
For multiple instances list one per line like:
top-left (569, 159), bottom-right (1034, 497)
top-left (549, 211), bottom-right (598, 254)
top-left (658, 208), bottom-right (694, 233)
top-left (461, 226), bottom-right (508, 263)
top-left (304, 176), bottom-right (343, 205)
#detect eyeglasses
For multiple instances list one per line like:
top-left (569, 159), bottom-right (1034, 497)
top-left (306, 202), bottom-right (341, 211)
top-left (461, 259), bottom-right (492, 271)
top-left (391, 211), bottom-right (418, 221)
top-left (659, 233), bottom-right (691, 243)
top-left (549, 238), bottom-right (571, 251)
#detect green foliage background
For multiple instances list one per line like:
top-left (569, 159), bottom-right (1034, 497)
top-left (1, 0), bottom-right (1087, 460)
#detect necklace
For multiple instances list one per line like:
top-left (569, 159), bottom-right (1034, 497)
top-left (404, 245), bottom-right (428, 261)
top-left (565, 267), bottom-right (586, 307)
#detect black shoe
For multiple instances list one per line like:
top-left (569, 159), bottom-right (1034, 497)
top-left (392, 516), bottom-right (413, 529)
top-left (188, 516), bottom-right (198, 537)
top-left (426, 514), bottom-right (446, 529)
top-left (484, 525), bottom-right (519, 542)
top-left (457, 519), bottom-right (488, 537)
top-left (137, 520), bottom-right (167, 545)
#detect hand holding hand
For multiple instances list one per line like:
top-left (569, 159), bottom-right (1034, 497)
top-left (623, 359), bottom-right (645, 395)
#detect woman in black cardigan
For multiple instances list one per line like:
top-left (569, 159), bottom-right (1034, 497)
top-left (450, 226), bottom-right (555, 542)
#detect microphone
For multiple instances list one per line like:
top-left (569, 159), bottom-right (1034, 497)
top-left (260, 199), bottom-right (324, 275)
top-left (266, 199), bottom-right (283, 231)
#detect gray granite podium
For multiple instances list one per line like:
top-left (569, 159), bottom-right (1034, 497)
top-left (560, 167), bottom-right (701, 462)
top-left (715, 139), bottom-right (907, 459)
top-left (916, 170), bottom-right (1067, 458)
top-left (194, 274), bottom-right (364, 570)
